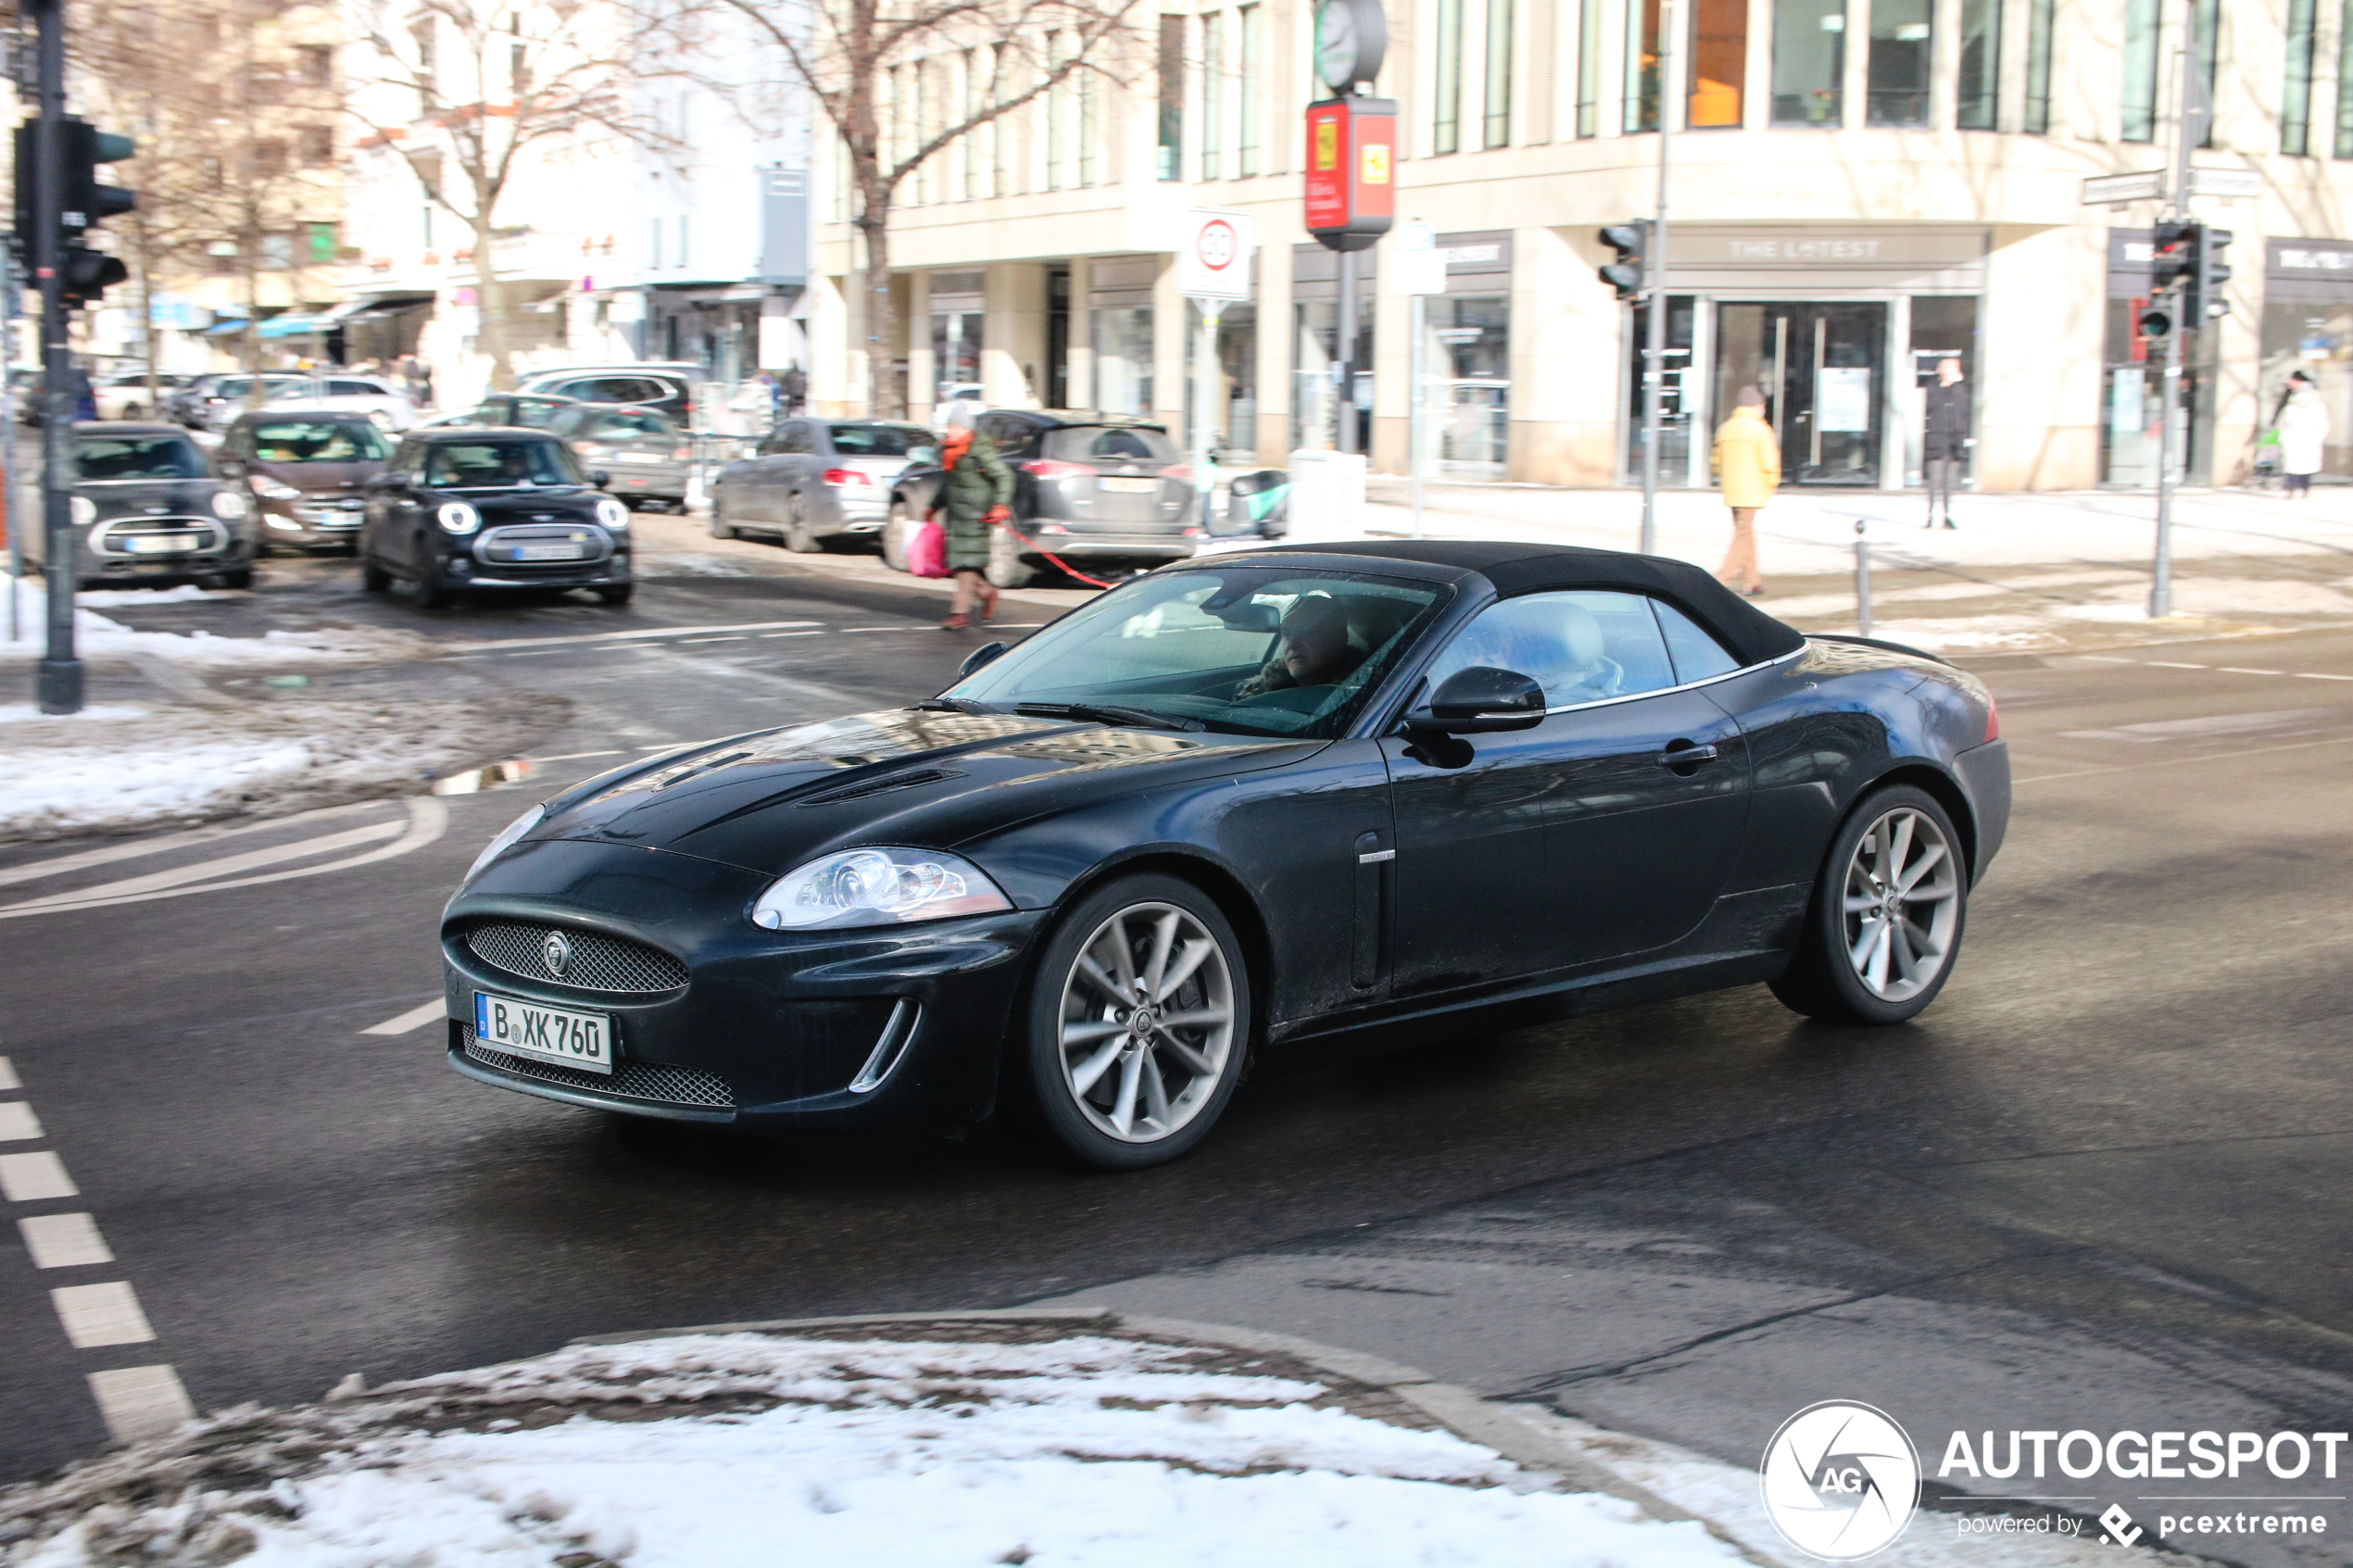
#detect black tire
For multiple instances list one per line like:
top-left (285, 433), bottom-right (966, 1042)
top-left (1770, 784), bottom-right (1969, 1025)
top-left (985, 524), bottom-right (1036, 589)
top-left (880, 499), bottom-right (913, 571)
top-left (1017, 872), bottom-right (1252, 1171)
top-left (783, 492), bottom-right (821, 552)
top-left (596, 583), bottom-right (635, 605)
top-left (361, 557), bottom-right (392, 593)
top-left (216, 567), bottom-right (254, 590)
top-left (709, 489), bottom-right (737, 539)
top-left (414, 550), bottom-right (455, 609)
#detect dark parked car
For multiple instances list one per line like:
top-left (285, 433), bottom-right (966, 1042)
top-left (359, 429), bottom-right (634, 608)
top-left (887, 410), bottom-right (1198, 586)
top-left (512, 364), bottom-right (697, 427)
top-left (441, 541), bottom-right (2010, 1170)
top-left (547, 403), bottom-right (690, 509)
top-left (713, 418), bottom-right (937, 551)
top-left (217, 412), bottom-right (392, 551)
top-left (22, 422), bottom-right (255, 588)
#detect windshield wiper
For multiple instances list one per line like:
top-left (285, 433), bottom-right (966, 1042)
top-left (1014, 701), bottom-right (1202, 732)
top-left (911, 697), bottom-right (995, 715)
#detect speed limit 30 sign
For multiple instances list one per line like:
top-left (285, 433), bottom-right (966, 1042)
top-left (1176, 207), bottom-right (1257, 301)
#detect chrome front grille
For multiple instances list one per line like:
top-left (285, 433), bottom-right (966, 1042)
top-left (461, 1025), bottom-right (734, 1108)
top-left (464, 922), bottom-right (687, 993)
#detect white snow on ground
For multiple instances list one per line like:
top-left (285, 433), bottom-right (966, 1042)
top-left (0, 574), bottom-right (424, 668)
top-left (2, 1333), bottom-right (1748, 1568)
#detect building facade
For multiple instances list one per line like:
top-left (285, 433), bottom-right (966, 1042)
top-left (807, 0), bottom-right (2353, 489)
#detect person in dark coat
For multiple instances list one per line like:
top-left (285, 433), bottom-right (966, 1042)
top-left (929, 421), bottom-right (1013, 629)
top-left (780, 364), bottom-right (808, 417)
top-left (1922, 358), bottom-right (1969, 530)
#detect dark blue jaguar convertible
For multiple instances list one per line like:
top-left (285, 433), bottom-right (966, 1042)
top-left (443, 541), bottom-right (2009, 1169)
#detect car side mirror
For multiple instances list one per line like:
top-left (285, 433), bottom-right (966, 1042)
top-left (591, 470), bottom-right (611, 489)
top-left (958, 641), bottom-right (1009, 678)
top-left (1418, 667), bottom-right (1547, 734)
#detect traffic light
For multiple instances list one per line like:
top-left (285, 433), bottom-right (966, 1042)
top-left (1598, 221), bottom-right (1647, 300)
top-left (60, 244), bottom-right (126, 306)
top-left (2149, 220), bottom-right (2196, 294)
top-left (61, 118), bottom-right (136, 233)
top-left (11, 118), bottom-right (135, 301)
top-left (2190, 226), bottom-right (2233, 321)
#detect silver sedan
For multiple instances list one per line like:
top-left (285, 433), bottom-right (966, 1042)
top-left (709, 419), bottom-right (937, 552)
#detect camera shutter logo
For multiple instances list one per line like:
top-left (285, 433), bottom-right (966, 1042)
top-left (1759, 1400), bottom-right (1920, 1560)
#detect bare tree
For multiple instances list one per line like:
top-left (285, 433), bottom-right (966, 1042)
top-left (685, 0), bottom-right (1145, 417)
top-left (345, 0), bottom-right (672, 389)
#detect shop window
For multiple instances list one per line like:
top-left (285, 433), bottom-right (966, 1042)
top-left (932, 309), bottom-right (982, 405)
top-left (1867, 0), bottom-right (1930, 125)
top-left (1484, 0), bottom-right (1514, 145)
top-left (1185, 301), bottom-right (1258, 458)
top-left (1906, 297), bottom-right (1979, 489)
top-left (2121, 0), bottom-right (2158, 142)
top-left (1956, 0), bottom-right (1998, 130)
top-left (2285, 0), bottom-right (2319, 155)
top-left (2260, 301), bottom-right (2352, 479)
top-left (2022, 0), bottom-right (2054, 132)
top-left (1576, 0), bottom-right (1604, 134)
top-left (1292, 302), bottom-right (1374, 453)
top-left (1435, 0), bottom-right (1465, 151)
top-left (1422, 295), bottom-right (1510, 477)
top-left (1688, 0), bottom-right (1744, 126)
top-left (1157, 19), bottom-right (1184, 180)
top-left (1095, 306), bottom-right (1155, 415)
top-left (1771, 0), bottom-right (1845, 127)
top-left (1625, 0), bottom-right (1660, 132)
top-left (1624, 294), bottom-right (1695, 483)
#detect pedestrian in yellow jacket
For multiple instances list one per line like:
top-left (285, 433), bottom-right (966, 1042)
top-left (1711, 387), bottom-right (1780, 596)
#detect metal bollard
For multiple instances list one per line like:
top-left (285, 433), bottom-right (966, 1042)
top-left (1854, 517), bottom-right (1873, 638)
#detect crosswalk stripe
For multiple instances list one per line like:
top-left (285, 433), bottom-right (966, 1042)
top-left (0, 819), bottom-right (406, 917)
top-left (52, 1281), bottom-right (156, 1347)
top-left (0, 801), bottom-right (387, 891)
top-left (88, 1366), bottom-right (195, 1444)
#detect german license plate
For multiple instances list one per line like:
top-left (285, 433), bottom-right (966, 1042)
top-left (474, 991), bottom-right (611, 1073)
top-left (616, 452), bottom-right (661, 464)
top-left (515, 543), bottom-right (585, 560)
top-left (124, 533), bottom-right (198, 553)
top-left (1098, 476), bottom-right (1159, 494)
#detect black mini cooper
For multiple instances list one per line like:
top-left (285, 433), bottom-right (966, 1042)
top-left (359, 428), bottom-right (634, 608)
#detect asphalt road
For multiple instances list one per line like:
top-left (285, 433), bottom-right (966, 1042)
top-left (6, 555), bottom-right (2353, 1511)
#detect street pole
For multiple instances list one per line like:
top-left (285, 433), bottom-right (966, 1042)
top-left (2151, 0), bottom-right (2200, 621)
top-left (1335, 250), bottom-right (1357, 454)
top-left (4, 245), bottom-right (20, 644)
top-left (1638, 0), bottom-right (1676, 556)
top-left (1193, 299), bottom-right (1222, 533)
top-left (30, 0), bottom-right (80, 712)
top-left (1408, 289), bottom-right (1426, 538)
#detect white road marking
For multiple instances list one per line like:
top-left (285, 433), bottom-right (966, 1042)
top-left (442, 619), bottom-right (823, 653)
top-left (20, 1212), bottom-right (113, 1268)
top-left (2146, 661), bottom-right (2209, 669)
top-left (679, 635), bottom-right (747, 645)
top-left (0, 1056), bottom-right (17, 1092)
top-left (532, 749), bottom-right (627, 762)
top-left (0, 819), bottom-right (405, 915)
top-left (2075, 655), bottom-right (2135, 663)
top-left (0, 798), bottom-right (447, 922)
top-left (361, 1000), bottom-right (447, 1036)
top-left (52, 1280), bottom-right (157, 1347)
top-left (2216, 667), bottom-right (2284, 675)
top-left (2017, 732), bottom-right (2353, 784)
top-left (0, 1102), bottom-right (44, 1141)
top-left (88, 1365), bottom-right (195, 1444)
top-left (0, 800), bottom-right (385, 891)
top-left (2060, 709), bottom-right (2339, 744)
top-left (0, 1150), bottom-right (78, 1201)
top-left (760, 630), bottom-right (825, 638)
top-left (2295, 671), bottom-right (2353, 681)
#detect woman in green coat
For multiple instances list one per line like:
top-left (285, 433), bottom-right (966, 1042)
top-left (930, 422), bottom-right (1015, 628)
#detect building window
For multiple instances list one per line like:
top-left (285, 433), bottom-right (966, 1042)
top-left (1046, 34), bottom-right (1067, 188)
top-left (252, 140), bottom-right (288, 178)
top-left (1867, 0), bottom-right (1929, 124)
top-left (1203, 11), bottom-right (1225, 178)
top-left (1576, 0), bottom-right (1603, 133)
top-left (2121, 0), bottom-right (2158, 142)
top-left (2022, 0), bottom-right (2053, 131)
top-left (1094, 306), bottom-right (1154, 414)
top-left (301, 124), bottom-right (335, 165)
top-left (1239, 6), bottom-right (1263, 174)
top-left (1771, 0), bottom-right (1845, 127)
top-left (1689, 0), bottom-right (1745, 126)
top-left (1625, 0), bottom-right (1659, 132)
top-left (1484, 0), bottom-right (1513, 145)
top-left (2192, 0), bottom-right (2216, 147)
top-left (2285, 0), bottom-right (2318, 154)
top-left (1158, 18), bottom-right (1185, 179)
top-left (297, 44), bottom-right (333, 85)
top-left (1956, 0), bottom-right (1998, 129)
top-left (2337, 0), bottom-right (2353, 155)
top-left (1080, 55), bottom-right (1101, 184)
top-left (1435, 0), bottom-right (1465, 151)
top-left (963, 49), bottom-right (981, 197)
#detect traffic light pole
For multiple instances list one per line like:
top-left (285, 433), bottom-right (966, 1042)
top-left (29, 0), bottom-right (80, 712)
top-left (2150, 0), bottom-right (2201, 622)
top-left (1638, 0), bottom-right (1676, 557)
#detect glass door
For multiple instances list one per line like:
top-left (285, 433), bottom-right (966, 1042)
top-left (1713, 302), bottom-right (1888, 485)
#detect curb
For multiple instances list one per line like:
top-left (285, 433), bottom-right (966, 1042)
top-left (567, 1305), bottom-right (1761, 1554)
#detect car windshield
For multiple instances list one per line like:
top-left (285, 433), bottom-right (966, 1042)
top-left (945, 568), bottom-right (1449, 738)
top-left (578, 410), bottom-right (672, 438)
top-left (246, 420), bottom-right (388, 462)
top-left (828, 422), bottom-right (935, 458)
top-left (1043, 426), bottom-right (1180, 464)
top-left (75, 434), bottom-right (208, 481)
top-left (214, 376), bottom-right (300, 398)
top-left (423, 439), bottom-right (583, 488)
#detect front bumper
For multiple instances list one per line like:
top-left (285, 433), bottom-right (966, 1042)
top-left (1014, 530), bottom-right (1194, 560)
top-left (441, 838), bottom-right (1048, 1127)
top-left (259, 498), bottom-right (366, 547)
top-left (605, 463), bottom-right (689, 499)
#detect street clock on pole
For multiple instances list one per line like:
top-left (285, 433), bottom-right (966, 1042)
top-left (1314, 0), bottom-right (1387, 93)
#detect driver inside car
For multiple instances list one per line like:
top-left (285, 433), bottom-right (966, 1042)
top-left (1235, 595), bottom-right (1365, 701)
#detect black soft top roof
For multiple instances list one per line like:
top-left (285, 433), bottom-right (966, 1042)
top-left (1243, 540), bottom-right (1806, 667)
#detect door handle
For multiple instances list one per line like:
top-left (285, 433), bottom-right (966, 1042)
top-left (1656, 742), bottom-right (1720, 769)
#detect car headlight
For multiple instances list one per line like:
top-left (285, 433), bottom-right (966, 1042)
top-left (253, 476), bottom-right (304, 500)
top-left (437, 502), bottom-right (482, 534)
top-left (69, 495), bottom-right (95, 526)
top-left (751, 847), bottom-right (1012, 931)
top-left (210, 490), bottom-right (249, 519)
top-left (595, 496), bottom-right (629, 530)
top-left (465, 803), bottom-right (545, 883)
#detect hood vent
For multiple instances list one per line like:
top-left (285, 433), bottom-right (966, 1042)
top-left (797, 768), bottom-right (963, 807)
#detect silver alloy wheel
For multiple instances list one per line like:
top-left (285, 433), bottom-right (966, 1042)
top-left (1842, 806), bottom-right (1961, 1002)
top-left (1056, 901), bottom-right (1236, 1144)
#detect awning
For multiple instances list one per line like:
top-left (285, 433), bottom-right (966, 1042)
top-left (325, 292), bottom-right (435, 322)
top-left (258, 313), bottom-right (336, 339)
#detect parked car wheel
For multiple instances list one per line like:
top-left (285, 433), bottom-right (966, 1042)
top-left (985, 524), bottom-right (1035, 589)
top-left (414, 551), bottom-right (455, 609)
top-left (1019, 873), bottom-right (1251, 1171)
top-left (1770, 784), bottom-right (1969, 1026)
top-left (595, 583), bottom-right (635, 605)
top-left (881, 499), bottom-right (913, 572)
top-left (214, 567), bottom-right (254, 591)
top-left (120, 402), bottom-right (145, 419)
top-left (783, 491), bottom-right (821, 553)
top-left (361, 558), bottom-right (392, 593)
top-left (709, 489), bottom-right (737, 540)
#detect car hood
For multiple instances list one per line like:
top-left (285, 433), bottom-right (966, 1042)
top-left (251, 458), bottom-right (382, 494)
top-left (533, 708), bottom-right (1319, 880)
top-left (76, 479), bottom-right (221, 519)
top-left (429, 484), bottom-right (603, 520)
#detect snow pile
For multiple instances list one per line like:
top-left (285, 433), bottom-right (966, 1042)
top-left (0, 574), bottom-right (425, 668)
top-left (0, 1330), bottom-right (1745, 1568)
